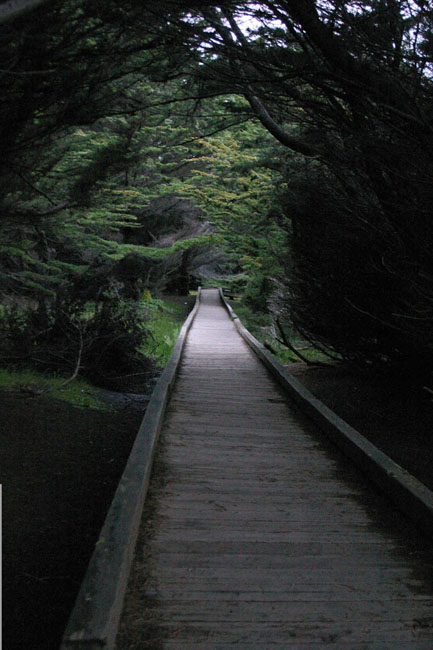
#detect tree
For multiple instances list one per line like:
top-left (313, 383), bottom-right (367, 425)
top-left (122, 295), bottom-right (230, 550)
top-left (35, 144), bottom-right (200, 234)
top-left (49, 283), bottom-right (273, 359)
top-left (3, 0), bottom-right (433, 379)
top-left (164, 115), bottom-right (289, 306)
top-left (174, 1), bottom-right (433, 374)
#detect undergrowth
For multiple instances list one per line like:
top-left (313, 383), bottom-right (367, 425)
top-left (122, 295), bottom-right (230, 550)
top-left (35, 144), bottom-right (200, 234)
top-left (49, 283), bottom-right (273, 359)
top-left (229, 301), bottom-right (330, 365)
top-left (138, 298), bottom-right (191, 366)
top-left (0, 295), bottom-right (193, 405)
top-left (0, 367), bottom-right (108, 410)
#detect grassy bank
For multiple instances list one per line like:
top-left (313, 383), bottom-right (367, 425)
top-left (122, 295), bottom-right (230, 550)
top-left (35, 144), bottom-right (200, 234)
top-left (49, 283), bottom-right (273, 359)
top-left (0, 367), bottom-right (109, 410)
top-left (0, 294), bottom-right (195, 408)
top-left (139, 295), bottom-right (194, 366)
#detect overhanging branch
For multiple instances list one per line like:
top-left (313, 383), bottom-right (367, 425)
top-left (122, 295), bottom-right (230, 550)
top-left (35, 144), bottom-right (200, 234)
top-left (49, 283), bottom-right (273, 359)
top-left (204, 7), bottom-right (318, 157)
top-left (246, 93), bottom-right (317, 156)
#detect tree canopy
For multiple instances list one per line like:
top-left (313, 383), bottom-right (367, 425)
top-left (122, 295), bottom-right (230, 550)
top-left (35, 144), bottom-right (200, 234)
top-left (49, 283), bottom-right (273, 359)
top-left (2, 0), bottom-right (433, 382)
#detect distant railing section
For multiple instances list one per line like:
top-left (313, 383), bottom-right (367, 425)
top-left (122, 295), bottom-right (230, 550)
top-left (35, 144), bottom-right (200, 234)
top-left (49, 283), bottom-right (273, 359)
top-left (221, 287), bottom-right (241, 301)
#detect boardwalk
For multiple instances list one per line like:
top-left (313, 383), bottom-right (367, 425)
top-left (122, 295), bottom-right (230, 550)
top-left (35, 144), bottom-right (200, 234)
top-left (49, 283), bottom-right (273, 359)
top-left (116, 289), bottom-right (433, 649)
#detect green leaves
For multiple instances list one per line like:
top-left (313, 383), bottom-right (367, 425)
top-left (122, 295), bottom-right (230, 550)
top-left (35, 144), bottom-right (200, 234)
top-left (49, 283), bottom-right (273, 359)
top-left (159, 119), bottom-right (288, 292)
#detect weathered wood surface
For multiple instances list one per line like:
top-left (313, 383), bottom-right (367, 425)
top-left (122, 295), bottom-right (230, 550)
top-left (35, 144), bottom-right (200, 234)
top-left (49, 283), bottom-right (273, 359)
top-left (116, 289), bottom-right (433, 649)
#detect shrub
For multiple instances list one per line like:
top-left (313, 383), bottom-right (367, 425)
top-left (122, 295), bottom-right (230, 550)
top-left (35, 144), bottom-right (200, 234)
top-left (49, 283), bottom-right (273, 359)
top-left (0, 289), bottom-right (156, 392)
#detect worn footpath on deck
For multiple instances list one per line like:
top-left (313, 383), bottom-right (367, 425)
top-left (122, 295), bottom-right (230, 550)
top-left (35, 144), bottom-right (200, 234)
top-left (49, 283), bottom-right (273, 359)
top-left (116, 288), bottom-right (433, 649)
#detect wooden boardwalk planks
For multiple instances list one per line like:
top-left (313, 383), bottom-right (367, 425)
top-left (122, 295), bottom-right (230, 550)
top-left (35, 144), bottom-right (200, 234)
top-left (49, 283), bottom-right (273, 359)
top-left (116, 289), bottom-right (433, 649)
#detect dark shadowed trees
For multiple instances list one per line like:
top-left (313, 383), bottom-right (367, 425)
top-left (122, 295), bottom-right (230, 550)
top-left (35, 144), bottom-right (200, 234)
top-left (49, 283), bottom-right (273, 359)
top-left (2, 0), bottom-right (433, 378)
top-left (181, 1), bottom-right (433, 374)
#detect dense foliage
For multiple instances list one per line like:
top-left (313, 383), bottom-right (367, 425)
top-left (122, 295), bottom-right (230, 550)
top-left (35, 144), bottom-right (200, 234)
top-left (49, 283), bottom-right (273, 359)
top-left (2, 0), bottom-right (433, 385)
top-left (176, 1), bottom-right (433, 376)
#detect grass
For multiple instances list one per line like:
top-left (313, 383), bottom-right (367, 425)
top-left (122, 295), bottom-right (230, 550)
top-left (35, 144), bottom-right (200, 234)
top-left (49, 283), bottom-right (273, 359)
top-left (0, 367), bottom-right (109, 410)
top-left (138, 297), bottom-right (193, 366)
top-left (0, 295), bottom-right (195, 407)
top-left (271, 345), bottom-right (331, 365)
top-left (228, 300), bottom-right (331, 365)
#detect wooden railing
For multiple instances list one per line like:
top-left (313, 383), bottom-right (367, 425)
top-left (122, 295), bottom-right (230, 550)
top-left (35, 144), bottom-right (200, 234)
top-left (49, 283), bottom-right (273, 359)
top-left (61, 289), bottom-right (202, 650)
top-left (218, 287), bottom-right (433, 543)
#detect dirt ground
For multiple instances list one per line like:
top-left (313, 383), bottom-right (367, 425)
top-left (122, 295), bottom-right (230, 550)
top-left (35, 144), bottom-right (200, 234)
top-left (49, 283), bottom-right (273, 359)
top-left (2, 313), bottom-right (433, 648)
top-left (1, 390), bottom-right (144, 650)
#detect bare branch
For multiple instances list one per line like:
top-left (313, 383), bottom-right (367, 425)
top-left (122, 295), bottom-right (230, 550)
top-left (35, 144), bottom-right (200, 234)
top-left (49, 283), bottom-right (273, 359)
top-left (275, 318), bottom-right (324, 365)
top-left (246, 93), bottom-right (317, 156)
top-left (204, 7), bottom-right (318, 157)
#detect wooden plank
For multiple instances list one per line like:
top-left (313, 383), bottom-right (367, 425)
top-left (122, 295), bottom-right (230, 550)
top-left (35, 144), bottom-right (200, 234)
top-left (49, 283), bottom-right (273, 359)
top-left (129, 638), bottom-right (433, 650)
top-left (149, 540), bottom-right (410, 555)
top-left (146, 565), bottom-right (427, 583)
top-left (118, 620), bottom-right (433, 644)
top-left (124, 599), bottom-right (433, 621)
top-left (141, 552), bottom-right (419, 570)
